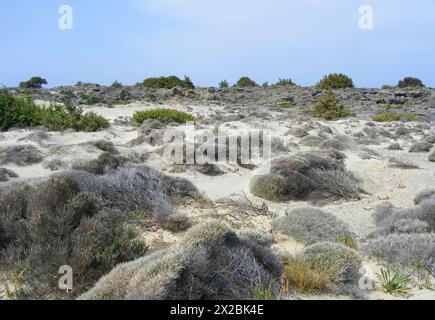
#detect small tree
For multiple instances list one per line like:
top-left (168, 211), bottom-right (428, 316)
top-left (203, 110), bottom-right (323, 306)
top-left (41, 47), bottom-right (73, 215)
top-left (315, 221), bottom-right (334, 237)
top-left (397, 77), bottom-right (425, 88)
top-left (313, 89), bottom-right (352, 120)
top-left (316, 74), bottom-right (354, 89)
top-left (111, 81), bottom-right (123, 89)
top-left (19, 77), bottom-right (48, 89)
top-left (219, 80), bottom-right (229, 88)
top-left (236, 77), bottom-right (258, 87)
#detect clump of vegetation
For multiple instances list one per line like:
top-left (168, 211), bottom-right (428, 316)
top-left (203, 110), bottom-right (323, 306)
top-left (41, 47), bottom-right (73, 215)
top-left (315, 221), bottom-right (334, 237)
top-left (313, 89), bottom-right (353, 120)
top-left (282, 258), bottom-right (329, 293)
top-left (0, 90), bottom-right (109, 132)
top-left (273, 207), bottom-right (355, 246)
top-left (19, 77), bottom-right (47, 89)
top-left (0, 175), bottom-right (147, 298)
top-left (377, 268), bottom-right (411, 296)
top-left (79, 221), bottom-right (283, 300)
top-left (278, 103), bottom-right (296, 109)
top-left (133, 108), bottom-right (194, 124)
top-left (316, 73), bottom-right (355, 89)
top-left (111, 80), bottom-right (123, 89)
top-left (251, 151), bottom-right (362, 202)
top-left (139, 75), bottom-right (194, 89)
top-left (372, 112), bottom-right (417, 122)
top-left (397, 77), bottom-right (425, 88)
top-left (302, 242), bottom-right (362, 284)
top-left (274, 78), bottom-right (296, 87)
top-left (236, 77), bottom-right (258, 87)
top-left (219, 80), bottom-right (229, 88)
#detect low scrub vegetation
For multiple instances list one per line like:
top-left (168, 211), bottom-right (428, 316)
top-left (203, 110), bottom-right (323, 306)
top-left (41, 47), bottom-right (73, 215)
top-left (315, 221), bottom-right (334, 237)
top-left (133, 108), bottom-right (194, 124)
top-left (80, 221), bottom-right (283, 300)
top-left (273, 207), bottom-right (355, 246)
top-left (371, 112), bottom-right (417, 122)
top-left (0, 90), bottom-right (109, 132)
top-left (313, 89), bottom-right (353, 120)
top-left (139, 75), bottom-right (194, 89)
top-left (316, 74), bottom-right (355, 89)
top-left (251, 151), bottom-right (363, 202)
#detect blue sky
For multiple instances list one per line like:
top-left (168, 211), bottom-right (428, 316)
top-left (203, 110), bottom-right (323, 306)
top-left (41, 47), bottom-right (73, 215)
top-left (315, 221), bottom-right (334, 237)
top-left (1, 0), bottom-right (434, 88)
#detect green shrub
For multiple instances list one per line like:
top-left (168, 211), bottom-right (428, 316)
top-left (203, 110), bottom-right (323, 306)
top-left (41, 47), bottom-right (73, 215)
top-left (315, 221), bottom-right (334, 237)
top-left (278, 103), bottom-right (296, 109)
top-left (19, 77), bottom-right (47, 89)
top-left (274, 78), bottom-right (296, 87)
top-left (376, 268), bottom-right (411, 296)
top-left (133, 108), bottom-right (194, 124)
top-left (140, 75), bottom-right (194, 89)
top-left (316, 73), bottom-right (354, 89)
top-left (67, 192), bottom-right (101, 227)
top-left (303, 242), bottom-right (361, 284)
top-left (0, 90), bottom-right (110, 132)
top-left (77, 112), bottom-right (110, 132)
top-left (397, 77), bottom-right (424, 88)
top-left (236, 77), bottom-right (258, 87)
top-left (371, 112), bottom-right (417, 122)
top-left (0, 89), bottom-right (41, 131)
top-left (313, 89), bottom-right (353, 120)
top-left (111, 80), bottom-right (123, 89)
top-left (219, 80), bottom-right (229, 88)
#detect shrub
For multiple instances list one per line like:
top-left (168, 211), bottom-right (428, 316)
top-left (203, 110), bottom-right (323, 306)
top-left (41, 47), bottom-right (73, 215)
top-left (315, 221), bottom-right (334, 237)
top-left (376, 268), bottom-right (411, 296)
top-left (140, 75), bottom-right (194, 89)
top-left (0, 89), bottom-right (41, 131)
top-left (273, 207), bottom-right (355, 246)
top-left (219, 80), bottom-right (229, 88)
top-left (302, 242), bottom-right (362, 284)
top-left (371, 112), bottom-right (417, 122)
top-left (397, 77), bottom-right (425, 88)
top-left (313, 89), bottom-right (353, 120)
top-left (76, 112), bottom-right (110, 132)
top-left (0, 90), bottom-right (110, 132)
top-left (0, 168), bottom-right (18, 182)
top-left (132, 108), bottom-right (194, 124)
top-left (67, 165), bottom-right (198, 222)
top-left (111, 80), bottom-right (123, 89)
top-left (363, 233), bottom-right (435, 270)
top-left (80, 221), bottom-right (283, 300)
top-left (0, 145), bottom-right (44, 166)
top-left (251, 151), bottom-right (362, 202)
top-left (67, 192), bottom-right (101, 227)
top-left (236, 77), bottom-right (258, 87)
top-left (0, 175), bottom-right (147, 298)
top-left (409, 142), bottom-right (433, 153)
top-left (388, 157), bottom-right (419, 169)
top-left (278, 103), bottom-right (296, 109)
top-left (282, 258), bottom-right (329, 293)
top-left (316, 74), bottom-right (354, 89)
top-left (274, 78), bottom-right (296, 87)
top-left (19, 77), bottom-right (47, 89)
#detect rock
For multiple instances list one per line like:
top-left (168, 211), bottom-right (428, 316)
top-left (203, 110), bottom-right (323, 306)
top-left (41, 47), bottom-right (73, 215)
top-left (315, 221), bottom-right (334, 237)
top-left (429, 151), bottom-right (435, 162)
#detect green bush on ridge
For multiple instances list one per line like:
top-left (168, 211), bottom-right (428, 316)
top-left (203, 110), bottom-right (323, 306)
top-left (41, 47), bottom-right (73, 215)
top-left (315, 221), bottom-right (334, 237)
top-left (316, 74), bottom-right (354, 89)
top-left (139, 75), bottom-right (194, 89)
top-left (0, 89), bottom-right (109, 132)
top-left (133, 108), bottom-right (194, 124)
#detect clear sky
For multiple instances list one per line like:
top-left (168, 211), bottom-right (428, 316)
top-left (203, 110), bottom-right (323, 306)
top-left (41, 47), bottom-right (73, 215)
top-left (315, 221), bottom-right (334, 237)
top-left (1, 0), bottom-right (434, 88)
